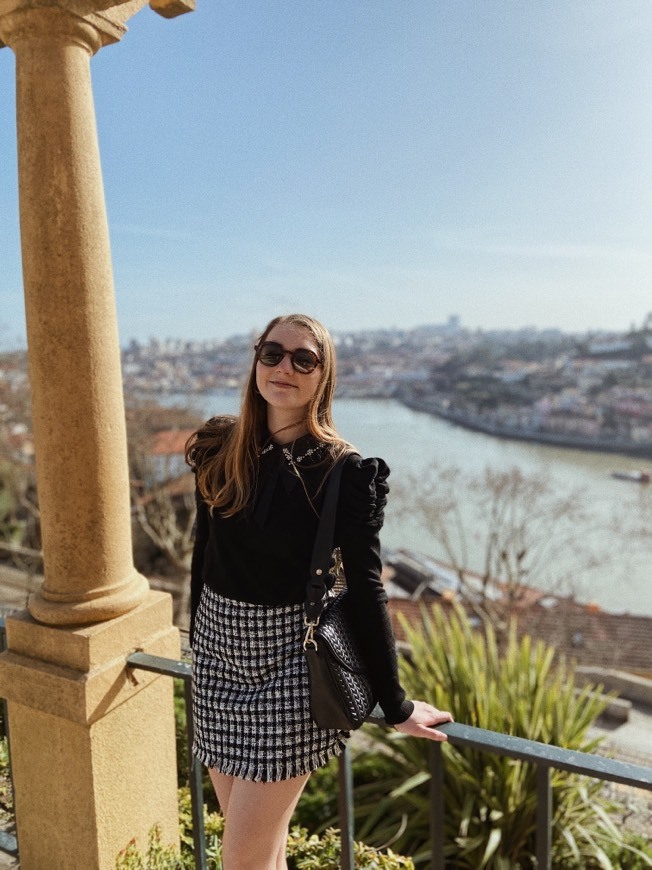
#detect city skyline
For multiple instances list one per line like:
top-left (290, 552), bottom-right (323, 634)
top-left (1, 1), bottom-right (651, 348)
top-left (119, 311), bottom-right (652, 350)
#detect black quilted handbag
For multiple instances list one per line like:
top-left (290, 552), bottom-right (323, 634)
top-left (303, 457), bottom-right (376, 731)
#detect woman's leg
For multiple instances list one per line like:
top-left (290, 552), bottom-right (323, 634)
top-left (208, 767), bottom-right (234, 814)
top-left (209, 769), bottom-right (309, 870)
top-left (275, 828), bottom-right (290, 870)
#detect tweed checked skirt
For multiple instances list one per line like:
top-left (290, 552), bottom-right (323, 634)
top-left (192, 586), bottom-right (349, 782)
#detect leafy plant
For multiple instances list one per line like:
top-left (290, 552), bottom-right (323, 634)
top-left (0, 737), bottom-right (13, 825)
top-left (352, 604), bottom-right (651, 868)
top-left (602, 833), bottom-right (652, 870)
top-left (287, 826), bottom-right (414, 869)
top-left (116, 789), bottom-right (414, 869)
top-left (115, 825), bottom-right (184, 869)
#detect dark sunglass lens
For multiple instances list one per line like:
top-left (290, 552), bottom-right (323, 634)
top-left (257, 343), bottom-right (284, 366)
top-left (256, 342), bottom-right (320, 372)
top-left (292, 351), bottom-right (318, 373)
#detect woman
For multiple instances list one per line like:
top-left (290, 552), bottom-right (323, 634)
top-left (186, 313), bottom-right (453, 870)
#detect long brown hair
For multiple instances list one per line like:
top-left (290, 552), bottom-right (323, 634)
top-left (185, 314), bottom-right (352, 516)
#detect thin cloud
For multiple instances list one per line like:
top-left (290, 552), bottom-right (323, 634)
top-left (476, 243), bottom-right (652, 262)
top-left (434, 234), bottom-right (652, 262)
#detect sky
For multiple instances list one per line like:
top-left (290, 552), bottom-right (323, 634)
top-left (1, 1), bottom-right (652, 347)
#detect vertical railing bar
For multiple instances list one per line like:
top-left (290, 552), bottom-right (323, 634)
top-left (535, 764), bottom-right (552, 870)
top-left (337, 745), bottom-right (355, 870)
top-left (429, 741), bottom-right (446, 870)
top-left (183, 676), bottom-right (207, 870)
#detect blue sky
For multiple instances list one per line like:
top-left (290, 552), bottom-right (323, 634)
top-left (1, 1), bottom-right (651, 347)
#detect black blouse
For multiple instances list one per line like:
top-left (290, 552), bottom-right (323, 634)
top-left (189, 433), bottom-right (413, 725)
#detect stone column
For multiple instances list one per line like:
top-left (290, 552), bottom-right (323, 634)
top-left (0, 5), bottom-right (191, 866)
top-left (3, 5), bottom-right (148, 626)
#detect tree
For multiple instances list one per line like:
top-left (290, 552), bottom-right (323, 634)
top-left (393, 462), bottom-right (611, 634)
top-left (125, 395), bottom-right (203, 626)
top-left (0, 351), bottom-right (41, 577)
top-left (0, 362), bottom-right (203, 624)
top-left (607, 482), bottom-right (652, 589)
top-left (126, 402), bottom-right (200, 567)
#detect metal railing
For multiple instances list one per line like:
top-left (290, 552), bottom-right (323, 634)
top-left (126, 651), bottom-right (652, 870)
top-left (0, 629), bottom-right (650, 868)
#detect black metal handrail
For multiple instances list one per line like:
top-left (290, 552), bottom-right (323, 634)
top-left (125, 651), bottom-right (652, 870)
top-left (0, 628), bottom-right (650, 869)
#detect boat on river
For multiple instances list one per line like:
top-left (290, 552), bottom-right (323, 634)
top-left (611, 469), bottom-right (651, 483)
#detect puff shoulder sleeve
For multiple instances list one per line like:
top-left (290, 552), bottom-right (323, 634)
top-left (334, 454), bottom-right (413, 725)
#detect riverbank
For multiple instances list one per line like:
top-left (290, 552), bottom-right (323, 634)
top-left (150, 390), bottom-right (652, 616)
top-left (400, 396), bottom-right (652, 461)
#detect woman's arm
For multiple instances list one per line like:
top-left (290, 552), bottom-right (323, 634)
top-left (335, 455), bottom-right (412, 723)
top-left (335, 454), bottom-right (453, 736)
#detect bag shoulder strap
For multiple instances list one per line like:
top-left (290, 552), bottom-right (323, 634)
top-left (304, 454), bottom-right (353, 622)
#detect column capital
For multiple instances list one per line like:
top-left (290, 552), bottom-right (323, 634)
top-left (0, 1), bottom-right (195, 50)
top-left (0, 6), bottom-right (105, 54)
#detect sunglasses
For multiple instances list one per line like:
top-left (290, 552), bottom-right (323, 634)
top-left (254, 341), bottom-right (322, 374)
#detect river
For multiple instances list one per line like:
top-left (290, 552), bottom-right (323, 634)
top-left (171, 390), bottom-right (652, 617)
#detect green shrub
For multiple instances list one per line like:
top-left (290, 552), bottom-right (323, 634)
top-left (352, 604), bottom-right (651, 868)
top-left (287, 826), bottom-right (414, 868)
top-left (116, 788), bottom-right (414, 869)
top-left (602, 833), bottom-right (652, 870)
top-left (0, 737), bottom-right (13, 824)
top-left (115, 825), bottom-right (184, 869)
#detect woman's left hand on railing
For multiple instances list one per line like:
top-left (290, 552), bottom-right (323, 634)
top-left (394, 700), bottom-right (454, 742)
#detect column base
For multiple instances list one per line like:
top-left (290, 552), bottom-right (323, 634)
top-left (0, 590), bottom-right (181, 869)
top-left (28, 570), bottom-right (150, 626)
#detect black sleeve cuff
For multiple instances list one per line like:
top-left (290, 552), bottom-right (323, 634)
top-left (382, 699), bottom-right (414, 726)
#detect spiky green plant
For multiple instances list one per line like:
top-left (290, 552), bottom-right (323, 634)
top-left (352, 605), bottom-right (651, 868)
top-left (115, 789), bottom-right (415, 869)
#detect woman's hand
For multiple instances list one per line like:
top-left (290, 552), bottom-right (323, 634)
top-left (393, 701), bottom-right (454, 742)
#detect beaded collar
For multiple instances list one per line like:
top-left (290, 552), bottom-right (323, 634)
top-left (259, 438), bottom-right (326, 466)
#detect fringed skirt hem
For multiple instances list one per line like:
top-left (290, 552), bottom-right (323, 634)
top-left (193, 738), bottom-right (348, 783)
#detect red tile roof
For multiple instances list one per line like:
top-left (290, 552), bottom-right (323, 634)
top-left (150, 428), bottom-right (195, 456)
top-left (387, 596), bottom-right (652, 678)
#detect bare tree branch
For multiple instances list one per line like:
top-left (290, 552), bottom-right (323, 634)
top-left (393, 461), bottom-right (615, 637)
